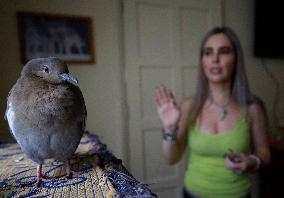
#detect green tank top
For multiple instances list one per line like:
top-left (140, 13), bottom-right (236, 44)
top-left (184, 110), bottom-right (251, 198)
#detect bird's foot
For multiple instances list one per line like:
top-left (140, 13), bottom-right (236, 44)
top-left (65, 171), bottom-right (73, 179)
top-left (33, 173), bottom-right (49, 187)
top-left (18, 179), bottom-right (38, 187)
top-left (53, 161), bottom-right (76, 180)
top-left (41, 174), bottom-right (48, 179)
top-left (33, 164), bottom-right (44, 187)
top-left (64, 160), bottom-right (76, 179)
top-left (18, 176), bottom-right (42, 187)
top-left (35, 178), bottom-right (42, 187)
top-left (53, 170), bottom-right (76, 179)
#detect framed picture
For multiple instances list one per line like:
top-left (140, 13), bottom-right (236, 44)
top-left (17, 12), bottom-right (95, 64)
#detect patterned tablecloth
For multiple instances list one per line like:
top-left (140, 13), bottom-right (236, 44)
top-left (0, 131), bottom-right (156, 198)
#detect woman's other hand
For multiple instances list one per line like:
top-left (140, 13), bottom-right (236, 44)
top-left (224, 149), bottom-right (259, 175)
top-left (155, 85), bottom-right (181, 133)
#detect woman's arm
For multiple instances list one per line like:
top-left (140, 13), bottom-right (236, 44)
top-left (162, 98), bottom-right (191, 164)
top-left (248, 102), bottom-right (271, 167)
top-left (155, 85), bottom-right (192, 165)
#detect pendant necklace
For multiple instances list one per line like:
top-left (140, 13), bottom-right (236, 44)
top-left (210, 95), bottom-right (231, 121)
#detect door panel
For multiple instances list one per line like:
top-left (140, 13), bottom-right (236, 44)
top-left (124, 0), bottom-right (222, 197)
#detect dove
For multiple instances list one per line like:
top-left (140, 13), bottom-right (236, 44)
top-left (5, 57), bottom-right (87, 185)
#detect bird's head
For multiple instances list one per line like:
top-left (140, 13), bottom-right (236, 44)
top-left (22, 57), bottom-right (78, 85)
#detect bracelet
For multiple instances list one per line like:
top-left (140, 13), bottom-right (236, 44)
top-left (162, 128), bottom-right (177, 142)
top-left (249, 154), bottom-right (261, 171)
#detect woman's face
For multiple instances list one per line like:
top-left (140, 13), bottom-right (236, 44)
top-left (202, 33), bottom-right (235, 84)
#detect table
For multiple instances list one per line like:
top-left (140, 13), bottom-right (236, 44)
top-left (0, 131), bottom-right (156, 198)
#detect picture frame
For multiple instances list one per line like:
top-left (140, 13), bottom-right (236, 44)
top-left (17, 12), bottom-right (95, 64)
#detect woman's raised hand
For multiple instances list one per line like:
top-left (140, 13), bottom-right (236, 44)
top-left (155, 85), bottom-right (181, 132)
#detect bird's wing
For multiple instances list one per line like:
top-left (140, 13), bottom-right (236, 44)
top-left (4, 86), bottom-right (19, 141)
top-left (76, 86), bottom-right (87, 131)
top-left (82, 100), bottom-right (87, 130)
top-left (4, 90), bottom-right (12, 120)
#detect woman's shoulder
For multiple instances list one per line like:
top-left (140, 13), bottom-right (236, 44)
top-left (246, 96), bottom-right (267, 120)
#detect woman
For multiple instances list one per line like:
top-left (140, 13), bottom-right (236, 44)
top-left (155, 27), bottom-right (270, 198)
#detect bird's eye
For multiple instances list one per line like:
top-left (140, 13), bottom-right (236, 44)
top-left (42, 65), bottom-right (49, 73)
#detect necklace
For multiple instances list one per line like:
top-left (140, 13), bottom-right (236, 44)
top-left (210, 95), bottom-right (231, 121)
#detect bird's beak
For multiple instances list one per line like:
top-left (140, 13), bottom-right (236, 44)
top-left (58, 73), bottom-right (78, 84)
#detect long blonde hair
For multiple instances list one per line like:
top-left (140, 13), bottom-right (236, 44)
top-left (189, 26), bottom-right (254, 124)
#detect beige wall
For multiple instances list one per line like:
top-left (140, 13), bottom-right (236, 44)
top-left (224, 0), bottom-right (284, 130)
top-left (0, 0), bottom-right (283, 168)
top-left (0, 0), bottom-right (128, 163)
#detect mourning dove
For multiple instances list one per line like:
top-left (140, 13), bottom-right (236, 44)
top-left (5, 57), bottom-right (87, 185)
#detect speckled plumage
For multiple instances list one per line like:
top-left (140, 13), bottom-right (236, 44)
top-left (5, 57), bottom-right (87, 184)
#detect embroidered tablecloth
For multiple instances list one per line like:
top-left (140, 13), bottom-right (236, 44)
top-left (0, 132), bottom-right (156, 198)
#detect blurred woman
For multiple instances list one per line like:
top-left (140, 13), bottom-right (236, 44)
top-left (155, 27), bottom-right (270, 198)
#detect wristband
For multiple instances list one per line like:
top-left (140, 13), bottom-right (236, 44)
top-left (249, 154), bottom-right (261, 171)
top-left (162, 128), bottom-right (177, 142)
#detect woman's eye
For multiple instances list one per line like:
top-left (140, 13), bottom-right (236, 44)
top-left (203, 50), bottom-right (212, 56)
top-left (219, 47), bottom-right (232, 54)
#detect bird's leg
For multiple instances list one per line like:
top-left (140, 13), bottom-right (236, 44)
top-left (52, 160), bottom-right (73, 179)
top-left (19, 164), bottom-right (44, 187)
top-left (65, 160), bottom-right (73, 179)
top-left (35, 164), bottom-right (43, 186)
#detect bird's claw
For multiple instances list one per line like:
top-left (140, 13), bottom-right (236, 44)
top-left (65, 171), bottom-right (73, 179)
top-left (35, 179), bottom-right (42, 187)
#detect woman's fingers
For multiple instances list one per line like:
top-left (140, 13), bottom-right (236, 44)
top-left (155, 87), bottom-right (162, 108)
top-left (224, 156), bottom-right (242, 175)
top-left (163, 85), bottom-right (172, 100)
top-left (159, 85), bottom-right (169, 103)
top-left (169, 91), bottom-right (176, 105)
top-left (154, 85), bottom-right (181, 129)
top-left (155, 85), bottom-right (176, 106)
top-left (224, 156), bottom-right (236, 168)
top-left (155, 85), bottom-right (166, 107)
top-left (225, 152), bottom-right (248, 174)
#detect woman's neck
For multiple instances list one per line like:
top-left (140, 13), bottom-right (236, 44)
top-left (208, 81), bottom-right (231, 105)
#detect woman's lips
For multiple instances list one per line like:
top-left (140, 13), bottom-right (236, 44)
top-left (209, 67), bottom-right (222, 75)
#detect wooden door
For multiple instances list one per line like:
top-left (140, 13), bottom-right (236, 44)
top-left (123, 0), bottom-right (222, 196)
